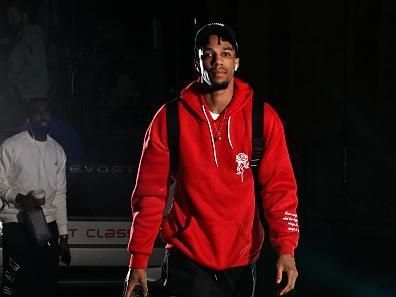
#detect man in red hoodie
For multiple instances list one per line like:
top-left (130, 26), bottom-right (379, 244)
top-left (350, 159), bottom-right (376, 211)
top-left (124, 22), bottom-right (299, 297)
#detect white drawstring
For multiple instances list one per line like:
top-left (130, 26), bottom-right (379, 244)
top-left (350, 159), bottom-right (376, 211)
top-left (227, 116), bottom-right (233, 149)
top-left (202, 105), bottom-right (219, 167)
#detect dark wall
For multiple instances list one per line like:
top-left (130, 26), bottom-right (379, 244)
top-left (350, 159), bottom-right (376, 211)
top-left (234, 2), bottom-right (396, 296)
top-left (236, 0), bottom-right (395, 223)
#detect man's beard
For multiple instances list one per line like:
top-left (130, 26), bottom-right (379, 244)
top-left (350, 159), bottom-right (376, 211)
top-left (38, 126), bottom-right (50, 135)
top-left (31, 124), bottom-right (50, 136)
top-left (199, 70), bottom-right (230, 91)
top-left (209, 81), bottom-right (229, 91)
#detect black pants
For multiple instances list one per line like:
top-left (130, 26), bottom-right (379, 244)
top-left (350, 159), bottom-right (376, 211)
top-left (1, 222), bottom-right (60, 297)
top-left (161, 249), bottom-right (256, 297)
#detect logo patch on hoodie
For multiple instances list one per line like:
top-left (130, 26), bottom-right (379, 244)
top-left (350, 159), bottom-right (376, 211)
top-left (235, 153), bottom-right (249, 182)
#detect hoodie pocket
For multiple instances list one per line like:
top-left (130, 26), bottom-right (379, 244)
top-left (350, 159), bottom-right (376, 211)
top-left (163, 216), bottom-right (252, 267)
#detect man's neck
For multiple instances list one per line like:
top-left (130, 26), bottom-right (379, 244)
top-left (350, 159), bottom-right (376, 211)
top-left (28, 130), bottom-right (47, 142)
top-left (204, 83), bottom-right (234, 114)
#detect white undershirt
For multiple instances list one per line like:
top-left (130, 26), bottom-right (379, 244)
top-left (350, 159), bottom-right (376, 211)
top-left (209, 111), bottom-right (220, 120)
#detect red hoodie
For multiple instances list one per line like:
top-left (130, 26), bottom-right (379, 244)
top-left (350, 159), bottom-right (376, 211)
top-left (128, 78), bottom-right (299, 270)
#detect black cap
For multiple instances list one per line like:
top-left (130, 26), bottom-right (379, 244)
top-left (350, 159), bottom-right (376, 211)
top-left (194, 22), bottom-right (239, 57)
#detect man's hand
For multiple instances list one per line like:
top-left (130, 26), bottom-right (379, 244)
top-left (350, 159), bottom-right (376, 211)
top-left (123, 268), bottom-right (148, 297)
top-left (15, 192), bottom-right (42, 209)
top-left (276, 254), bottom-right (298, 296)
top-left (59, 236), bottom-right (71, 265)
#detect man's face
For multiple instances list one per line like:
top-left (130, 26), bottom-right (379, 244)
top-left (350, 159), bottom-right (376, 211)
top-left (27, 101), bottom-right (51, 134)
top-left (198, 34), bottom-right (239, 90)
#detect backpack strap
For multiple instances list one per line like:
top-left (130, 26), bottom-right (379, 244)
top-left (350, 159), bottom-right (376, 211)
top-left (166, 98), bottom-right (180, 178)
top-left (251, 97), bottom-right (265, 169)
top-left (251, 96), bottom-right (266, 226)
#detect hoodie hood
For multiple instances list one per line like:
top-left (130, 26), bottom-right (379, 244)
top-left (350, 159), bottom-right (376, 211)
top-left (179, 77), bottom-right (254, 167)
top-left (180, 77), bottom-right (253, 122)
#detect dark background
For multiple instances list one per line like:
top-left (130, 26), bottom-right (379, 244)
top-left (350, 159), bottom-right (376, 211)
top-left (0, 0), bottom-right (395, 296)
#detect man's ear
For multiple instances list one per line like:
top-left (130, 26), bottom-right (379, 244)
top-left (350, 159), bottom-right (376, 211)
top-left (194, 59), bottom-right (200, 74)
top-left (234, 57), bottom-right (240, 71)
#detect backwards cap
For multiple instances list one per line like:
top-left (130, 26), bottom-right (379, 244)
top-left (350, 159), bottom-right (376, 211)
top-left (194, 22), bottom-right (239, 57)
